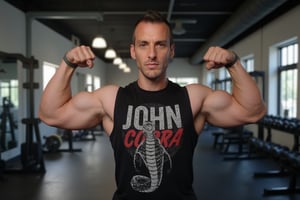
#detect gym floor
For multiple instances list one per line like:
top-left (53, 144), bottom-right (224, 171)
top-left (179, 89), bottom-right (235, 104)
top-left (0, 128), bottom-right (299, 200)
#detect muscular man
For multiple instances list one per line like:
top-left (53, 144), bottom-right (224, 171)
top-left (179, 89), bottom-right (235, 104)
top-left (39, 10), bottom-right (266, 200)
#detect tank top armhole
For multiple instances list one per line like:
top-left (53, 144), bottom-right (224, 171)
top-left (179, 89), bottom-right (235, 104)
top-left (109, 87), bottom-right (123, 140)
top-left (183, 86), bottom-right (198, 135)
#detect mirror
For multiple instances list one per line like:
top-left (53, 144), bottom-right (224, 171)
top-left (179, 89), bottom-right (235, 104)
top-left (0, 55), bottom-right (19, 152)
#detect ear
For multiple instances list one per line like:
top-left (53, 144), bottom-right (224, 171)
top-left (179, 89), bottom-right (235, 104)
top-left (130, 44), bottom-right (136, 60)
top-left (170, 43), bottom-right (175, 59)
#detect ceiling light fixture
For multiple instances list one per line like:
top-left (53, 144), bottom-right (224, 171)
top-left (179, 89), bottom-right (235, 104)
top-left (113, 57), bottom-right (122, 65)
top-left (173, 20), bottom-right (186, 35)
top-left (123, 67), bottom-right (131, 73)
top-left (92, 36), bottom-right (107, 48)
top-left (118, 63), bottom-right (127, 70)
top-left (104, 48), bottom-right (116, 59)
top-left (172, 19), bottom-right (197, 35)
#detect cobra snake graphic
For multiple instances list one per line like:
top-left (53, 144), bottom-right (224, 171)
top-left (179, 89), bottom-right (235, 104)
top-left (130, 121), bottom-right (172, 193)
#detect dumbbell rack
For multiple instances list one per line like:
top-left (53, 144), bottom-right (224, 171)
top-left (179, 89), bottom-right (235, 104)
top-left (257, 115), bottom-right (300, 151)
top-left (252, 115), bottom-right (300, 196)
top-left (211, 126), bottom-right (254, 160)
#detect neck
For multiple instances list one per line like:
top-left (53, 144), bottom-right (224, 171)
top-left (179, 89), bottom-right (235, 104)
top-left (137, 78), bottom-right (168, 91)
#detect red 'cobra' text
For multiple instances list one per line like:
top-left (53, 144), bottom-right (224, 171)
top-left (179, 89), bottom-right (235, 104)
top-left (124, 128), bottom-right (183, 148)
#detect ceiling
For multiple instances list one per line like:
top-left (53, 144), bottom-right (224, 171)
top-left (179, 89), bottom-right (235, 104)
top-left (4, 0), bottom-right (299, 64)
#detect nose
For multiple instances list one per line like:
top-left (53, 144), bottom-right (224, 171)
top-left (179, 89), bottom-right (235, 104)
top-left (148, 45), bottom-right (157, 60)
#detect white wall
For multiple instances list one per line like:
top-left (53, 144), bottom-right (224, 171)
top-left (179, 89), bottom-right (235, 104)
top-left (168, 58), bottom-right (201, 79)
top-left (0, 2), bottom-right (26, 54)
top-left (105, 59), bottom-right (138, 87)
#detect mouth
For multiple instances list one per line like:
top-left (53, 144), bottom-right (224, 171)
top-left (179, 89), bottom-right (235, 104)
top-left (145, 62), bottom-right (159, 69)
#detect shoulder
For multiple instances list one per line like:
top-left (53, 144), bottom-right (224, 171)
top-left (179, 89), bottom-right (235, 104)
top-left (95, 84), bottom-right (119, 94)
top-left (185, 83), bottom-right (212, 99)
top-left (185, 84), bottom-right (213, 115)
top-left (93, 84), bottom-right (120, 104)
top-left (93, 84), bottom-right (120, 121)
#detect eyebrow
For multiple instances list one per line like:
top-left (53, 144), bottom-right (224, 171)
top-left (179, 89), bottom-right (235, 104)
top-left (135, 40), bottom-right (169, 44)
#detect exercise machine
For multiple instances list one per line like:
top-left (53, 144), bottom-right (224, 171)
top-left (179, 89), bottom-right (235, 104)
top-left (20, 56), bottom-right (45, 173)
top-left (0, 97), bottom-right (17, 151)
top-left (0, 52), bottom-right (45, 174)
top-left (43, 129), bottom-right (81, 153)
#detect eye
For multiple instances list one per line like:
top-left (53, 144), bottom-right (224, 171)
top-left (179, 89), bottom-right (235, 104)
top-left (157, 42), bottom-right (167, 48)
top-left (138, 42), bottom-right (147, 47)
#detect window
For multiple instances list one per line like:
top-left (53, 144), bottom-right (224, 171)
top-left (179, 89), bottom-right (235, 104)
top-left (85, 74), bottom-right (101, 91)
top-left (94, 76), bottom-right (101, 89)
top-left (0, 80), bottom-right (18, 107)
top-left (42, 63), bottom-right (101, 93)
top-left (278, 43), bottom-right (298, 118)
top-left (169, 77), bottom-right (198, 86)
top-left (242, 56), bottom-right (254, 72)
top-left (43, 62), bottom-right (57, 90)
top-left (86, 74), bottom-right (93, 92)
top-left (219, 68), bottom-right (231, 93)
top-left (206, 71), bottom-right (215, 88)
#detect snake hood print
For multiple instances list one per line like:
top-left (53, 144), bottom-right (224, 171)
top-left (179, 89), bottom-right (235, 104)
top-left (130, 120), bottom-right (173, 193)
top-left (110, 81), bottom-right (198, 200)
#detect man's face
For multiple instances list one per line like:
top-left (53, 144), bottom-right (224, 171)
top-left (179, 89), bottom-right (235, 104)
top-left (130, 21), bottom-right (175, 81)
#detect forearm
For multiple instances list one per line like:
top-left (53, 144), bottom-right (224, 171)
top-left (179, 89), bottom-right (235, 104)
top-left (227, 60), bottom-right (266, 121)
top-left (39, 61), bottom-right (75, 122)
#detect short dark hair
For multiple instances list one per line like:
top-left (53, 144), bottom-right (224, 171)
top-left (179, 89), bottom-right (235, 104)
top-left (132, 10), bottom-right (174, 45)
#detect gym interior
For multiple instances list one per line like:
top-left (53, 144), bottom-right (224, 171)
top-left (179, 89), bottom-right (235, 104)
top-left (0, 1), bottom-right (300, 199)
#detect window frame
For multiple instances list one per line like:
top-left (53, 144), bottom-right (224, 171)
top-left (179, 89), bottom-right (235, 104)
top-left (277, 42), bottom-right (298, 118)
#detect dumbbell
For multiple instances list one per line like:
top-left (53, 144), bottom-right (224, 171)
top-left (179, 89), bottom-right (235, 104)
top-left (44, 134), bottom-right (62, 153)
top-left (0, 159), bottom-right (5, 170)
top-left (292, 154), bottom-right (300, 171)
top-left (269, 143), bottom-right (289, 161)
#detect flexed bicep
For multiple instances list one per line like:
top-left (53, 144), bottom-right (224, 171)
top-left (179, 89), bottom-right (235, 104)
top-left (45, 91), bottom-right (104, 130)
top-left (202, 90), bottom-right (250, 127)
top-left (201, 46), bottom-right (266, 127)
top-left (67, 91), bottom-right (104, 128)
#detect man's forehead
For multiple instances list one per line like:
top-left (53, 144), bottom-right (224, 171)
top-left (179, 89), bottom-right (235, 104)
top-left (135, 24), bottom-right (169, 38)
top-left (135, 22), bottom-right (169, 34)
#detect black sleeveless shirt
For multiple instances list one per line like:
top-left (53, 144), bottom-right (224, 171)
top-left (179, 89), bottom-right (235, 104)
top-left (110, 81), bottom-right (198, 200)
